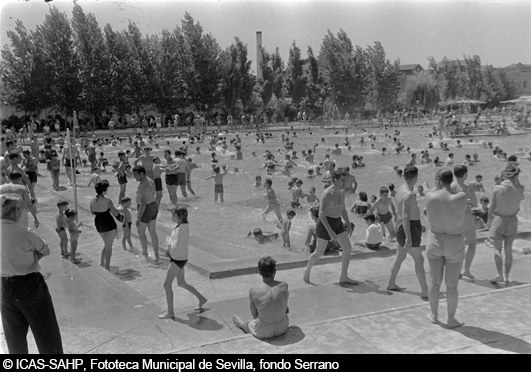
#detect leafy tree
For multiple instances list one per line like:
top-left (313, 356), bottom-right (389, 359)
top-left (1, 20), bottom-right (51, 114)
top-left (181, 13), bottom-right (223, 112)
top-left (36, 6), bottom-right (81, 124)
top-left (71, 3), bottom-right (109, 126)
top-left (123, 22), bottom-right (150, 116)
top-left (318, 29), bottom-right (369, 114)
top-left (103, 24), bottom-right (133, 120)
top-left (365, 41), bottom-right (401, 111)
top-left (219, 37), bottom-right (253, 114)
top-left (397, 70), bottom-right (439, 110)
top-left (497, 69), bottom-right (518, 100)
top-left (286, 41), bottom-right (306, 105)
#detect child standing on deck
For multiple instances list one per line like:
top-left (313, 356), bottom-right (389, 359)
top-left (121, 197), bottom-right (133, 250)
top-left (47, 151), bottom-right (61, 190)
top-left (65, 209), bottom-right (82, 264)
top-left (205, 165), bottom-right (228, 202)
top-left (56, 200), bottom-right (69, 257)
top-left (281, 209), bottom-right (296, 248)
top-left (158, 207), bottom-right (207, 319)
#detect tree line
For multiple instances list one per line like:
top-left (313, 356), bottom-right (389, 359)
top-left (1, 4), bottom-right (518, 127)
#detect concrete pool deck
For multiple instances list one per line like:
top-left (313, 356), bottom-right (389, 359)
top-left (1, 202), bottom-right (530, 354)
top-left (1, 176), bottom-right (530, 353)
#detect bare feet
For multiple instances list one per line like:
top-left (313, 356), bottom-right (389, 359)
top-left (446, 318), bottom-right (464, 329)
top-left (303, 270), bottom-right (311, 284)
top-left (195, 297), bottom-right (208, 312)
top-left (158, 312), bottom-right (174, 319)
top-left (339, 277), bottom-right (359, 285)
top-left (490, 275), bottom-right (504, 284)
top-left (427, 313), bottom-right (439, 324)
top-left (386, 285), bottom-right (406, 292)
top-left (232, 315), bottom-right (248, 332)
top-left (461, 271), bottom-right (475, 280)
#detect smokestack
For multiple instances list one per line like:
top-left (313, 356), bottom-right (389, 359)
top-left (256, 31), bottom-right (263, 80)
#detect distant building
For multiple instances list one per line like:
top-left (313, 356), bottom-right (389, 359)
top-left (398, 64), bottom-right (424, 77)
top-left (502, 63), bottom-right (531, 95)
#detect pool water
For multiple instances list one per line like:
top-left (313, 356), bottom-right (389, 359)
top-left (77, 126), bottom-right (531, 262)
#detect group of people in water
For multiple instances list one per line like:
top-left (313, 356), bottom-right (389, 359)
top-left (1, 116), bottom-right (528, 347)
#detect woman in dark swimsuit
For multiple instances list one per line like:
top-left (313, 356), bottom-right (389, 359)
top-left (90, 180), bottom-right (122, 270)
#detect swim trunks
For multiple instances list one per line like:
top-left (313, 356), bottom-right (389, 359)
top-left (316, 217), bottom-right (346, 241)
top-left (154, 178), bottom-right (163, 192)
top-left (26, 171), bottom-right (37, 183)
top-left (139, 202), bottom-right (158, 223)
top-left (426, 230), bottom-right (465, 264)
top-left (55, 227), bottom-right (65, 233)
top-left (117, 175), bottom-right (128, 184)
top-left (169, 255), bottom-right (188, 269)
top-left (165, 174), bottom-right (178, 186)
top-left (489, 213), bottom-right (518, 241)
top-left (291, 201), bottom-right (301, 208)
top-left (248, 316), bottom-right (289, 340)
top-left (63, 158), bottom-right (75, 168)
top-left (177, 173), bottom-right (187, 186)
top-left (396, 220), bottom-right (422, 248)
top-left (214, 184), bottom-right (224, 193)
top-left (123, 221), bottom-right (132, 229)
top-left (366, 242), bottom-right (381, 250)
top-left (378, 212), bottom-right (392, 225)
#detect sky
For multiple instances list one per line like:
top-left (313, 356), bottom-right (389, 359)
top-left (1, 0), bottom-right (530, 73)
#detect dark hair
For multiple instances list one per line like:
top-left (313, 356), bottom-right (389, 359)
top-left (388, 184), bottom-right (395, 192)
top-left (172, 206), bottom-right (188, 224)
top-left (310, 206), bottom-right (319, 220)
top-left (508, 154), bottom-right (518, 162)
top-left (359, 191), bottom-right (368, 202)
top-left (95, 179), bottom-right (110, 195)
top-left (57, 200), bottom-right (69, 207)
top-left (118, 151), bottom-right (125, 157)
top-left (257, 256), bottom-right (276, 278)
top-left (437, 168), bottom-right (453, 186)
top-left (453, 164), bottom-right (468, 178)
top-left (8, 152), bottom-right (19, 160)
top-left (480, 196), bottom-right (489, 203)
top-left (286, 209), bottom-right (296, 217)
top-left (265, 178), bottom-right (272, 186)
top-left (364, 213), bottom-right (376, 222)
top-left (379, 186), bottom-right (389, 195)
top-left (403, 164), bottom-right (418, 180)
top-left (332, 168), bottom-right (346, 180)
top-left (65, 209), bottom-right (77, 218)
top-left (8, 171), bottom-right (22, 181)
top-left (132, 165), bottom-right (145, 174)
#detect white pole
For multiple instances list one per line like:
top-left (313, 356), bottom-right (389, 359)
top-left (72, 112), bottom-right (78, 215)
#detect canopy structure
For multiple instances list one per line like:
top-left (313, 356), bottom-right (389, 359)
top-left (438, 99), bottom-right (486, 106)
top-left (500, 96), bottom-right (531, 105)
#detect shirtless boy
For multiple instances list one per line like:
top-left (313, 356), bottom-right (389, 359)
top-left (303, 168), bottom-right (357, 285)
top-left (386, 164), bottom-right (429, 300)
top-left (488, 164), bottom-right (525, 284)
top-left (370, 186), bottom-right (397, 240)
top-left (233, 257), bottom-right (289, 339)
top-left (133, 165), bottom-right (160, 263)
top-left (425, 168), bottom-right (467, 328)
top-left (451, 165), bottom-right (477, 280)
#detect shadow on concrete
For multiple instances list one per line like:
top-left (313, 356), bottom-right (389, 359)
top-left (342, 280), bottom-right (394, 296)
top-left (263, 326), bottom-right (305, 346)
top-left (75, 261), bottom-right (92, 269)
top-left (452, 326), bottom-right (531, 354)
top-left (469, 279), bottom-right (527, 290)
top-left (112, 268), bottom-right (143, 281)
top-left (172, 312), bottom-right (224, 331)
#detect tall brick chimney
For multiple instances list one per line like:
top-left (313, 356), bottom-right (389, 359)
top-left (256, 31), bottom-right (263, 80)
